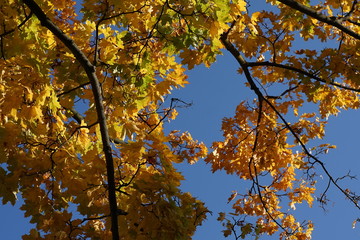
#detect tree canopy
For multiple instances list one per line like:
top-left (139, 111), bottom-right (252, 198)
top-left (1, 0), bottom-right (360, 239)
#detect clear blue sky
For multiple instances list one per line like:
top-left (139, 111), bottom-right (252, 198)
top-left (2, 1), bottom-right (360, 239)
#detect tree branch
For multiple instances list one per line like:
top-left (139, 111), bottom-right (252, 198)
top-left (22, 1), bottom-right (120, 239)
top-left (221, 31), bottom-right (291, 235)
top-left (247, 61), bottom-right (360, 92)
top-left (56, 81), bottom-right (90, 97)
top-left (220, 26), bottom-right (360, 235)
top-left (277, 0), bottom-right (360, 40)
top-left (0, 11), bottom-right (33, 38)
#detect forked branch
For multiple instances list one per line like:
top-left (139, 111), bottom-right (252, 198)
top-left (220, 24), bottom-right (360, 237)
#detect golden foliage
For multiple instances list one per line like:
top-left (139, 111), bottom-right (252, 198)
top-left (1, 0), bottom-right (359, 239)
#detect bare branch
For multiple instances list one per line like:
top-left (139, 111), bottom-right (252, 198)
top-left (247, 61), bottom-right (360, 92)
top-left (56, 81), bottom-right (90, 97)
top-left (277, 0), bottom-right (360, 40)
top-left (0, 11), bottom-right (33, 38)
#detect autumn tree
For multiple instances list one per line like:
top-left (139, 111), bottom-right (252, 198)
top-left (1, 0), bottom-right (360, 239)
